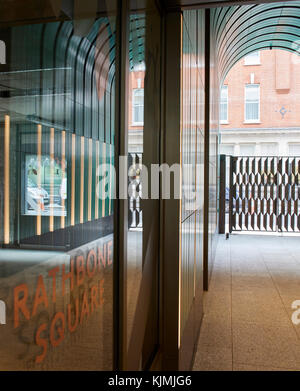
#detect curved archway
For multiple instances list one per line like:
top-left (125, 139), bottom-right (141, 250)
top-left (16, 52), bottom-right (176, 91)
top-left (212, 2), bottom-right (300, 82)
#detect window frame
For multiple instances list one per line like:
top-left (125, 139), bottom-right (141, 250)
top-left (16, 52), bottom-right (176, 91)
top-left (288, 143), bottom-right (300, 156)
top-left (244, 84), bottom-right (260, 123)
top-left (220, 143), bottom-right (234, 155)
top-left (244, 51), bottom-right (261, 66)
top-left (132, 88), bottom-right (144, 126)
top-left (220, 85), bottom-right (228, 124)
top-left (239, 143), bottom-right (256, 156)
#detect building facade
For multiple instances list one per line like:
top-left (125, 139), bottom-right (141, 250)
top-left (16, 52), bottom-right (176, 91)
top-left (220, 49), bottom-right (300, 157)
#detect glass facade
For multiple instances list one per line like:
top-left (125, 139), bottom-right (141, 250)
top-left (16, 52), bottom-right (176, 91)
top-left (0, 3), bottom-right (115, 370)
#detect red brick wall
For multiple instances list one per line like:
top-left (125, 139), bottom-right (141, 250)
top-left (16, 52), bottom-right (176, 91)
top-left (221, 49), bottom-right (300, 129)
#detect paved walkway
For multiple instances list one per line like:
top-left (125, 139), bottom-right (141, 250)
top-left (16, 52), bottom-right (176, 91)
top-left (193, 234), bottom-right (300, 371)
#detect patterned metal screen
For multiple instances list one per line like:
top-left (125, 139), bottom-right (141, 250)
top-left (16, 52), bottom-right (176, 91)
top-left (230, 156), bottom-right (300, 232)
top-left (128, 152), bottom-right (142, 229)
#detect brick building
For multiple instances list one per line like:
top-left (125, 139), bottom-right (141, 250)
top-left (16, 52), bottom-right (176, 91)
top-left (220, 49), bottom-right (300, 157)
top-left (128, 64), bottom-right (145, 154)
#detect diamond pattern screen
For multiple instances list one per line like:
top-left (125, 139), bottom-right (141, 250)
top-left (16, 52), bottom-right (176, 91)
top-left (231, 156), bottom-right (300, 232)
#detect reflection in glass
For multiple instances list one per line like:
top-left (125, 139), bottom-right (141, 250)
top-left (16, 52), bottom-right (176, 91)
top-left (127, 14), bottom-right (145, 351)
top-left (24, 154), bottom-right (67, 217)
top-left (0, 1), bottom-right (116, 370)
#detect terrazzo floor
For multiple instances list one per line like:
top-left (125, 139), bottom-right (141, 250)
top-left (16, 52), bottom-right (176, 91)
top-left (193, 234), bottom-right (300, 371)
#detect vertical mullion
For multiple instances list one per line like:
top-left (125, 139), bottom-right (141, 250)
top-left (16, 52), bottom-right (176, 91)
top-left (113, 0), bottom-right (129, 371)
top-left (80, 136), bottom-right (85, 224)
top-left (61, 130), bottom-right (66, 229)
top-left (95, 140), bottom-right (99, 219)
top-left (4, 115), bottom-right (10, 244)
top-left (71, 133), bottom-right (76, 226)
top-left (49, 127), bottom-right (55, 232)
top-left (36, 124), bottom-right (42, 236)
top-left (88, 138), bottom-right (92, 221)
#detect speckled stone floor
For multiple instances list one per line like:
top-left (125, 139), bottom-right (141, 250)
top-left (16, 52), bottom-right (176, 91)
top-left (193, 234), bottom-right (300, 371)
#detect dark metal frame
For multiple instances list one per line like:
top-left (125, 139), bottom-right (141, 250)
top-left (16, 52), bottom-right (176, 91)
top-left (218, 154), bottom-right (226, 234)
top-left (229, 155), bottom-right (235, 234)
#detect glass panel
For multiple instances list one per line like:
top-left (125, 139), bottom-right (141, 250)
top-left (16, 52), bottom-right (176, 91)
top-left (126, 0), bottom-right (161, 369)
top-left (0, 1), bottom-right (116, 370)
top-left (127, 10), bottom-right (145, 365)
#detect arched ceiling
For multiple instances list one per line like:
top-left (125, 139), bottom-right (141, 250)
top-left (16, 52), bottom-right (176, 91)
top-left (212, 1), bottom-right (300, 80)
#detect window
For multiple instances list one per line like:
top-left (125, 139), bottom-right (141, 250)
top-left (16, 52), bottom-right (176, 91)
top-left (220, 144), bottom-right (234, 155)
top-left (220, 85), bottom-right (228, 123)
top-left (240, 143), bottom-right (256, 156)
top-left (289, 144), bottom-right (300, 156)
top-left (133, 61), bottom-right (146, 71)
top-left (132, 88), bottom-right (144, 125)
top-left (260, 143), bottom-right (278, 156)
top-left (245, 84), bottom-right (260, 122)
top-left (244, 51), bottom-right (260, 65)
